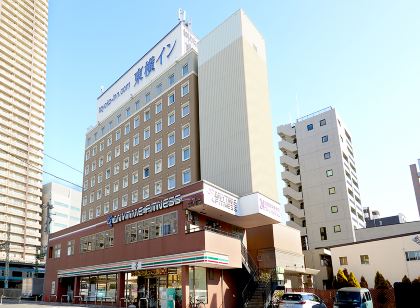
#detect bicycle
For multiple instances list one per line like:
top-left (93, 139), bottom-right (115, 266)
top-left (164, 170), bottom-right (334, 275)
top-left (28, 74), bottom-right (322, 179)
top-left (189, 295), bottom-right (206, 308)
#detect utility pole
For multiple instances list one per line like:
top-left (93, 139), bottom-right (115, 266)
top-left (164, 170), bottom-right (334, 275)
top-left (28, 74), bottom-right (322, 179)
top-left (0, 222), bottom-right (10, 288)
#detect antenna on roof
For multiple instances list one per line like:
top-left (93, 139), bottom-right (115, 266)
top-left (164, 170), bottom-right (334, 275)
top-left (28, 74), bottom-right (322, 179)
top-left (178, 8), bottom-right (186, 23)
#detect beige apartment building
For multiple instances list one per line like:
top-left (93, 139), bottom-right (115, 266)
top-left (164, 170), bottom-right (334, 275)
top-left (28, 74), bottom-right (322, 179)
top-left (0, 0), bottom-right (48, 279)
top-left (278, 107), bottom-right (365, 288)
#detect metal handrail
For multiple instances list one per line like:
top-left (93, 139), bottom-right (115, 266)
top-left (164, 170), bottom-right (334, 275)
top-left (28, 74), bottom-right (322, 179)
top-left (241, 245), bottom-right (259, 306)
top-left (296, 106), bottom-right (332, 122)
top-left (185, 225), bottom-right (241, 239)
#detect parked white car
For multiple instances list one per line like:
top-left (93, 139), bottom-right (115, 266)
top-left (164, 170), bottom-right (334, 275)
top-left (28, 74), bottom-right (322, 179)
top-left (279, 292), bottom-right (327, 308)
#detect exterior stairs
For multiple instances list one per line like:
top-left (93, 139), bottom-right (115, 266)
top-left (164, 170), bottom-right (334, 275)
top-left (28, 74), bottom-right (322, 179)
top-left (246, 283), bottom-right (268, 308)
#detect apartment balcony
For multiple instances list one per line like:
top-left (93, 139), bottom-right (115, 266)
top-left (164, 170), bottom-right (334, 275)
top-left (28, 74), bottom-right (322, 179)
top-left (277, 124), bottom-right (296, 138)
top-left (283, 186), bottom-right (303, 201)
top-left (286, 220), bottom-right (307, 235)
top-left (279, 140), bottom-right (298, 153)
top-left (285, 203), bottom-right (305, 219)
top-left (280, 155), bottom-right (300, 168)
top-left (281, 170), bottom-right (301, 185)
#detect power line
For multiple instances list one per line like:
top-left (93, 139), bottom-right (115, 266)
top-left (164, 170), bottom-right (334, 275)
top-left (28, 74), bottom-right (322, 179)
top-left (43, 153), bottom-right (83, 174)
top-left (0, 147), bottom-right (82, 189)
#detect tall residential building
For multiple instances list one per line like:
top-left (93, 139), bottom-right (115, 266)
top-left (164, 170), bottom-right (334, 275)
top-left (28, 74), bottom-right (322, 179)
top-left (40, 182), bottom-right (82, 249)
top-left (0, 0), bottom-right (48, 274)
top-left (44, 11), bottom-right (313, 307)
top-left (278, 107), bottom-right (365, 250)
top-left (409, 159), bottom-right (420, 216)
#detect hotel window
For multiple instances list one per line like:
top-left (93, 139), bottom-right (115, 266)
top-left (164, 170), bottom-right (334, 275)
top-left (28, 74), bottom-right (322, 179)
top-left (53, 244), bottom-right (61, 258)
top-left (124, 140), bottom-right (129, 152)
top-left (92, 146), bottom-right (97, 156)
top-left (143, 166), bottom-right (150, 179)
top-left (181, 82), bottom-right (189, 97)
top-left (82, 196), bottom-right (87, 206)
top-left (181, 102), bottom-right (190, 117)
top-left (132, 190), bottom-right (139, 203)
top-left (155, 119), bottom-right (162, 133)
top-left (67, 240), bottom-right (75, 256)
top-left (107, 151), bottom-right (112, 162)
top-left (320, 227), bottom-right (327, 240)
top-left (322, 135), bottom-right (328, 143)
top-left (96, 205), bottom-right (101, 217)
top-left (105, 168), bottom-right (111, 179)
top-left (144, 127), bottom-right (150, 140)
top-left (328, 187), bottom-right (336, 195)
top-left (115, 129), bottom-right (121, 141)
top-left (113, 181), bottom-right (119, 193)
top-left (182, 123), bottom-right (190, 139)
top-left (85, 150), bottom-right (90, 161)
top-left (108, 120), bottom-right (113, 130)
top-left (182, 169), bottom-right (191, 184)
top-left (132, 171), bottom-right (139, 184)
top-left (122, 176), bottom-right (128, 188)
top-left (143, 146), bottom-right (150, 159)
top-left (123, 157), bottom-right (129, 170)
top-left (168, 111), bottom-right (175, 126)
top-left (83, 180), bottom-right (88, 191)
top-left (133, 133), bottom-right (139, 146)
top-left (324, 152), bottom-right (331, 159)
top-left (168, 153), bottom-right (175, 168)
top-left (90, 193), bottom-right (94, 203)
top-left (114, 163), bottom-right (120, 175)
top-left (96, 189), bottom-right (102, 200)
top-left (307, 124), bottom-right (313, 131)
top-left (339, 257), bottom-right (348, 266)
top-left (144, 108), bottom-right (151, 122)
top-left (117, 114), bottom-right (121, 124)
top-left (169, 74), bottom-right (175, 86)
top-left (104, 202), bottom-right (109, 214)
top-left (182, 63), bottom-right (189, 76)
top-left (155, 138), bottom-right (162, 153)
top-left (98, 173), bottom-right (103, 183)
top-left (99, 141), bottom-right (104, 151)
top-left (91, 161), bottom-right (96, 172)
top-left (155, 181), bottom-right (162, 195)
top-left (326, 169), bottom-right (333, 177)
top-left (168, 131), bottom-right (175, 146)
top-left (320, 119), bottom-right (326, 126)
top-left (133, 151), bottom-right (139, 165)
top-left (85, 166), bottom-right (89, 175)
top-left (89, 209), bottom-right (93, 219)
top-left (81, 211), bottom-right (86, 222)
top-left (112, 198), bottom-right (118, 211)
top-left (168, 175), bottom-right (176, 190)
top-left (107, 137), bottom-right (112, 146)
top-left (155, 159), bottom-right (162, 174)
top-left (145, 92), bottom-right (151, 103)
top-left (334, 225), bottom-right (341, 233)
top-left (156, 83), bottom-right (163, 94)
top-left (156, 100), bottom-right (162, 114)
top-left (105, 184), bottom-right (110, 196)
top-left (360, 255), bottom-right (369, 264)
top-left (122, 194), bottom-right (128, 207)
top-left (126, 107), bottom-right (131, 117)
top-left (142, 186), bottom-right (149, 200)
top-left (98, 156), bottom-right (104, 167)
top-left (135, 100), bottom-right (140, 110)
top-left (168, 92), bottom-right (175, 106)
top-left (331, 205), bottom-right (338, 213)
top-left (115, 145), bottom-right (120, 157)
top-left (134, 116), bottom-right (140, 129)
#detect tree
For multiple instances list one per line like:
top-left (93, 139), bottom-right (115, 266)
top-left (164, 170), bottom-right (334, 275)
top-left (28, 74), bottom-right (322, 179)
top-left (360, 276), bottom-right (368, 288)
top-left (343, 268), bottom-right (351, 280)
top-left (401, 275), bottom-right (411, 285)
top-left (374, 271), bottom-right (390, 289)
top-left (412, 276), bottom-right (420, 286)
top-left (348, 272), bottom-right (361, 288)
top-left (336, 269), bottom-right (349, 289)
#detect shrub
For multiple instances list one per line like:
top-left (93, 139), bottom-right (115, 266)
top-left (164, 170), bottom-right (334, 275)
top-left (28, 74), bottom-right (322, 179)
top-left (348, 272), bottom-right (361, 288)
top-left (360, 276), bottom-right (368, 288)
top-left (401, 275), bottom-right (411, 285)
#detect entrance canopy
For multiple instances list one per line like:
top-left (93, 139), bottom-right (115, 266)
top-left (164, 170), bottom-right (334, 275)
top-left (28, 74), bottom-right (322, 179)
top-left (188, 181), bottom-right (282, 228)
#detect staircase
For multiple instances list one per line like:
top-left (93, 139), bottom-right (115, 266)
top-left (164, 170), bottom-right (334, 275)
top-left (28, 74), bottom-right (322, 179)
top-left (245, 283), bottom-right (267, 308)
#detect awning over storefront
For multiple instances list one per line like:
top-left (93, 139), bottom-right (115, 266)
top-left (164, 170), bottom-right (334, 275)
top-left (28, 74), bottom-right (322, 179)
top-left (188, 181), bottom-right (282, 228)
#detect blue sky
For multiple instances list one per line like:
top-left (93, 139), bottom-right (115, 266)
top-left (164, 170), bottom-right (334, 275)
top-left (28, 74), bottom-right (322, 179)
top-left (44, 0), bottom-right (420, 220)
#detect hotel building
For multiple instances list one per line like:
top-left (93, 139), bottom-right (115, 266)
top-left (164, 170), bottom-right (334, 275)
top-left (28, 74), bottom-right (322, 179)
top-left (0, 0), bottom-right (48, 286)
top-left (278, 107), bottom-right (365, 288)
top-left (44, 10), bottom-right (314, 308)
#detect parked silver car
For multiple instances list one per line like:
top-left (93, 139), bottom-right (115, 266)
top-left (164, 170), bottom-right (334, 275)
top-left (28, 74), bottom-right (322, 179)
top-left (279, 292), bottom-right (327, 308)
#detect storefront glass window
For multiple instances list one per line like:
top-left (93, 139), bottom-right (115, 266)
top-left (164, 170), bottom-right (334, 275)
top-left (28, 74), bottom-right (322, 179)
top-left (79, 274), bottom-right (117, 302)
top-left (189, 267), bottom-right (207, 303)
